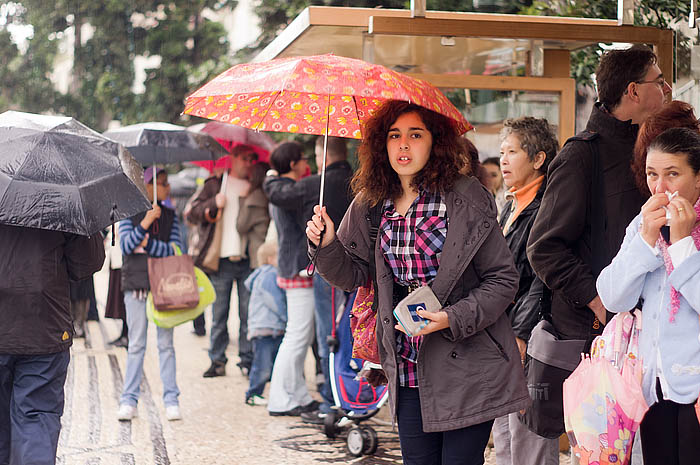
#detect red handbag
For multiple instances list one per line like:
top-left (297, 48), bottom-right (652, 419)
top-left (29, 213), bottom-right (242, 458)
top-left (349, 282), bottom-right (380, 364)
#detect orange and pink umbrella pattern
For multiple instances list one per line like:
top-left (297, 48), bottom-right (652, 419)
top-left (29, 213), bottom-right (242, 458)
top-left (183, 54), bottom-right (471, 139)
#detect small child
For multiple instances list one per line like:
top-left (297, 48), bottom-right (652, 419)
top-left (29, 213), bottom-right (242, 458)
top-left (244, 242), bottom-right (287, 406)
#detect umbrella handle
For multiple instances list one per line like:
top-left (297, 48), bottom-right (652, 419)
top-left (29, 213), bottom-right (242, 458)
top-left (153, 164), bottom-right (158, 204)
top-left (306, 229), bottom-right (324, 277)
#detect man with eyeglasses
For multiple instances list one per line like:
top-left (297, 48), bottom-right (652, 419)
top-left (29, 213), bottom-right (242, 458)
top-left (522, 45), bottom-right (671, 458)
top-left (187, 145), bottom-right (259, 378)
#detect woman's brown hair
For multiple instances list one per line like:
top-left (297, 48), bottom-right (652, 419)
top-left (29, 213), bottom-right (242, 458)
top-left (350, 100), bottom-right (465, 206)
top-left (632, 101), bottom-right (700, 196)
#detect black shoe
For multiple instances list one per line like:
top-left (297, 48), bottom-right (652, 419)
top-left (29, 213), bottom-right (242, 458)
top-left (192, 328), bottom-right (206, 337)
top-left (269, 406), bottom-right (303, 417)
top-left (301, 400), bottom-right (320, 413)
top-left (110, 336), bottom-right (128, 348)
top-left (300, 410), bottom-right (327, 425)
top-left (203, 361), bottom-right (226, 378)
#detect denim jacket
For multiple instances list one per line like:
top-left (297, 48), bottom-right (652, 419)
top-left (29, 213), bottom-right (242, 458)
top-left (597, 213), bottom-right (700, 406)
top-left (245, 264), bottom-right (287, 339)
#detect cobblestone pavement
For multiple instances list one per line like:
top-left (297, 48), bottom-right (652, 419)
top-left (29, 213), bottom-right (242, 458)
top-left (56, 268), bottom-right (570, 464)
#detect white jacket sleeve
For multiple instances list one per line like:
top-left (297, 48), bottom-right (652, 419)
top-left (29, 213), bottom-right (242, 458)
top-left (597, 216), bottom-right (664, 313)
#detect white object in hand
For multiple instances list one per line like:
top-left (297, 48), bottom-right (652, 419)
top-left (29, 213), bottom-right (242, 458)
top-left (663, 191), bottom-right (679, 225)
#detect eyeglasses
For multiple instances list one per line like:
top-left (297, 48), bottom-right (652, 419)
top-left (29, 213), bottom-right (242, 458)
top-left (635, 76), bottom-right (669, 89)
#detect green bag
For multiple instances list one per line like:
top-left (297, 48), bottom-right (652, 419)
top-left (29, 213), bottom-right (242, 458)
top-left (147, 266), bottom-right (215, 328)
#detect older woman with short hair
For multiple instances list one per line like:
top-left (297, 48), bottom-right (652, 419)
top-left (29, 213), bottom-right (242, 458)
top-left (492, 116), bottom-right (560, 465)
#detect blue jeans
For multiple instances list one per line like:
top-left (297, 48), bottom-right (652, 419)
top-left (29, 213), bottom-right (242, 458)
top-left (208, 258), bottom-right (252, 367)
top-left (120, 291), bottom-right (179, 407)
top-left (397, 387), bottom-right (493, 465)
top-left (246, 335), bottom-right (283, 399)
top-left (313, 273), bottom-right (340, 412)
top-left (0, 351), bottom-right (70, 465)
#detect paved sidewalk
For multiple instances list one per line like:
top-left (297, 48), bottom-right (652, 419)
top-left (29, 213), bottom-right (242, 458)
top-left (54, 265), bottom-right (570, 464)
top-left (56, 314), bottom-right (407, 465)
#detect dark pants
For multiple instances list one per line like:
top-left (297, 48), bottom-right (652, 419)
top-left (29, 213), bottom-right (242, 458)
top-left (639, 380), bottom-right (700, 465)
top-left (246, 335), bottom-right (283, 399)
top-left (208, 258), bottom-right (253, 367)
top-left (0, 351), bottom-right (70, 465)
top-left (397, 387), bottom-right (493, 465)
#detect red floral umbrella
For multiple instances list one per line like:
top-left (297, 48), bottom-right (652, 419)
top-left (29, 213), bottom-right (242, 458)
top-left (183, 54), bottom-right (471, 139)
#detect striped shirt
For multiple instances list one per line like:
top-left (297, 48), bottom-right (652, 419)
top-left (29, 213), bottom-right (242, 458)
top-left (380, 190), bottom-right (448, 387)
top-left (119, 215), bottom-right (182, 258)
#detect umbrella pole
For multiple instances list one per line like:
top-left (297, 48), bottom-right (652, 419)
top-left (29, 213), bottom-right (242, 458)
top-left (153, 164), bottom-right (157, 204)
top-left (307, 94), bottom-right (331, 278)
top-left (318, 93), bottom-right (330, 211)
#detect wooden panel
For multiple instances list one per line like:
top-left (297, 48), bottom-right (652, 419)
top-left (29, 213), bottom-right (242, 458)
top-left (654, 31), bottom-right (674, 83)
top-left (305, 6), bottom-right (618, 27)
top-left (369, 16), bottom-right (667, 44)
top-left (543, 49), bottom-right (571, 78)
top-left (408, 73), bottom-right (576, 142)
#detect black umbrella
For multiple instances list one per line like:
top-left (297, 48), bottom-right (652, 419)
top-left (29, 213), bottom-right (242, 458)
top-left (103, 122), bottom-right (227, 165)
top-left (0, 111), bottom-right (151, 236)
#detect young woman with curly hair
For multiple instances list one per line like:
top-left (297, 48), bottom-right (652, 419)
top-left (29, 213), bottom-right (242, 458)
top-left (306, 100), bottom-right (529, 465)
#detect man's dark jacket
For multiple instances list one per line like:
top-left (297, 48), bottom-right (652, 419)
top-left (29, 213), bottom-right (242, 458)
top-left (0, 225), bottom-right (105, 354)
top-left (499, 180), bottom-right (547, 342)
top-left (263, 160), bottom-right (353, 278)
top-left (265, 160), bottom-right (353, 227)
top-left (527, 103), bottom-right (646, 343)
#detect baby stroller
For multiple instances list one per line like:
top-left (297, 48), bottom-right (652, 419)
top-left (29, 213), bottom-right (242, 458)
top-left (323, 289), bottom-right (390, 457)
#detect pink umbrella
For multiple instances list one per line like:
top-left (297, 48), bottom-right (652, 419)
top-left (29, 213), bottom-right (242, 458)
top-left (563, 311), bottom-right (648, 465)
top-left (187, 122), bottom-right (274, 172)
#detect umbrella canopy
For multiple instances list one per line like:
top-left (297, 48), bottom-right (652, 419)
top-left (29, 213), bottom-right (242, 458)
top-left (104, 121), bottom-right (227, 165)
top-left (187, 121), bottom-right (274, 172)
top-left (564, 312), bottom-right (648, 465)
top-left (0, 111), bottom-right (151, 236)
top-left (182, 53), bottom-right (471, 139)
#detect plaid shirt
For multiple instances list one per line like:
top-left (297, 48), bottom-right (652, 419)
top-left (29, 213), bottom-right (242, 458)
top-left (276, 275), bottom-right (313, 289)
top-left (380, 190), bottom-right (448, 387)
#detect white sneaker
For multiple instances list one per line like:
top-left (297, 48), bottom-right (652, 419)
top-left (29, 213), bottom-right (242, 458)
top-left (117, 404), bottom-right (137, 421)
top-left (165, 405), bottom-right (182, 421)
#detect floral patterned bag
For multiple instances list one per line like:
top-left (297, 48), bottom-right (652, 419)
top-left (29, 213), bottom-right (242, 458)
top-left (349, 282), bottom-right (380, 364)
top-left (348, 203), bottom-right (384, 366)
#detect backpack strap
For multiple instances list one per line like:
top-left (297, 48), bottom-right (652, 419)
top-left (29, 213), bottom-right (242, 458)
top-left (563, 130), bottom-right (607, 277)
top-left (540, 130), bottom-right (604, 320)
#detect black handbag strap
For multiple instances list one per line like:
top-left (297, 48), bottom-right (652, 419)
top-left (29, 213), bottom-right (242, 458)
top-left (367, 203), bottom-right (383, 311)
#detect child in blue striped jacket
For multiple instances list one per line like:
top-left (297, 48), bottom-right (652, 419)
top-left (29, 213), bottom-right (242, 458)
top-left (117, 167), bottom-right (184, 422)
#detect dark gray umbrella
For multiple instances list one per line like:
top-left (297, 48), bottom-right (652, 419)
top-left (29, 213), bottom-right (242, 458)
top-left (0, 111), bottom-right (151, 236)
top-left (103, 122), bottom-right (227, 165)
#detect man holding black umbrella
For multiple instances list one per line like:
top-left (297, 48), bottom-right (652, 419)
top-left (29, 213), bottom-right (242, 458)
top-left (0, 226), bottom-right (104, 464)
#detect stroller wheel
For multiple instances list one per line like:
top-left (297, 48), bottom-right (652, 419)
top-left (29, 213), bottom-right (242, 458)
top-left (346, 426), bottom-right (365, 457)
top-left (323, 410), bottom-right (338, 439)
top-left (360, 426), bottom-right (378, 455)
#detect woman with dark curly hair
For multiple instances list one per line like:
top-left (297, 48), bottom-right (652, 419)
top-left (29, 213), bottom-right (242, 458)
top-left (306, 100), bottom-right (529, 465)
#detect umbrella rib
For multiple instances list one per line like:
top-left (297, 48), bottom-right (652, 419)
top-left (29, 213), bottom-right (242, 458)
top-left (254, 91), bottom-right (281, 132)
top-left (352, 96), bottom-right (363, 140)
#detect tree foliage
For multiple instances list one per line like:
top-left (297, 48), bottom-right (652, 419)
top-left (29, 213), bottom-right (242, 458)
top-left (0, 1), bottom-right (233, 130)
